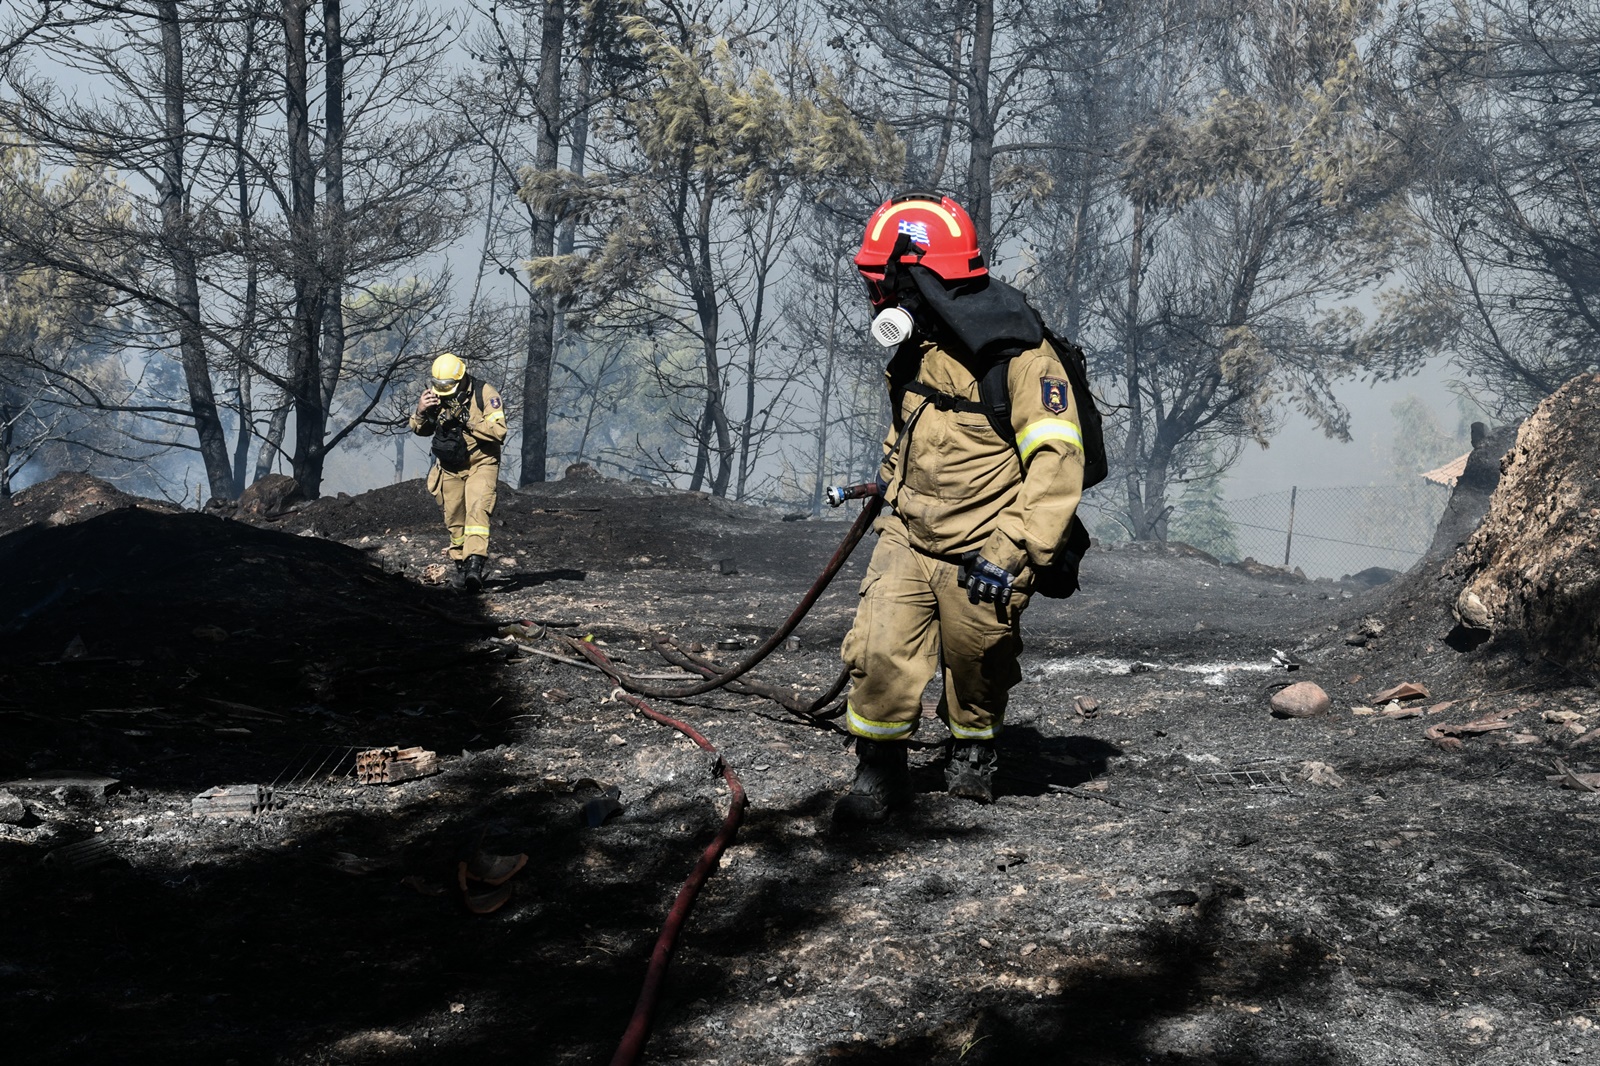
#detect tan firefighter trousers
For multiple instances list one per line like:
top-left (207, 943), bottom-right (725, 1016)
top-left (841, 517), bottom-right (1030, 742)
top-left (428, 458), bottom-right (499, 560)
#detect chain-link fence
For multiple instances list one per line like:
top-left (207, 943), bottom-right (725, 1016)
top-left (1219, 485), bottom-right (1452, 579)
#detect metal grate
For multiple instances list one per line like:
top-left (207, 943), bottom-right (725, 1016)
top-left (1193, 769), bottom-right (1292, 794)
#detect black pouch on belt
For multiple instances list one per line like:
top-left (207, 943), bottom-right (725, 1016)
top-left (431, 421), bottom-right (470, 472)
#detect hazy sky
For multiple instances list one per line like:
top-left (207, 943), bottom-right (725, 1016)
top-left (1224, 359), bottom-right (1467, 499)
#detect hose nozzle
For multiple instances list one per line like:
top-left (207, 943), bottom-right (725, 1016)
top-left (825, 482), bottom-right (883, 508)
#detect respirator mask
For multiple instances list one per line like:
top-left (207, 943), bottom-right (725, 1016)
top-left (869, 305), bottom-right (916, 347)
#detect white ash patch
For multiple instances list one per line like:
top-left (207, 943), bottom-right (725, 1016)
top-left (1034, 656), bottom-right (1278, 685)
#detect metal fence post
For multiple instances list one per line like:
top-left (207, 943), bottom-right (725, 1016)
top-left (1283, 486), bottom-right (1297, 567)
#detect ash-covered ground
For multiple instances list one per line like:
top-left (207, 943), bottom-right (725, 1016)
top-left (2, 469), bottom-right (1597, 1066)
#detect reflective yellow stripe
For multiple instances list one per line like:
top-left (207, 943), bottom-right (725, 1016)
top-left (1017, 418), bottom-right (1083, 465)
top-left (449, 535), bottom-right (465, 546)
top-left (464, 526), bottom-right (491, 537)
top-left (485, 410), bottom-right (505, 424)
top-left (948, 718), bottom-right (999, 740)
top-left (846, 702), bottom-right (915, 740)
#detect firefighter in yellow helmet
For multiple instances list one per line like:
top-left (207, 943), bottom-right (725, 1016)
top-left (834, 193), bottom-right (1087, 822)
top-left (410, 353), bottom-right (508, 592)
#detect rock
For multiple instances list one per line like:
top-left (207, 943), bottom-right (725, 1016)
top-left (1269, 681), bottom-right (1331, 719)
top-left (1446, 373), bottom-right (1600, 665)
top-left (563, 462), bottom-right (603, 482)
top-left (1369, 681), bottom-right (1430, 703)
top-left (1227, 557), bottom-right (1307, 583)
top-left (0, 789), bottom-right (26, 824)
top-left (1298, 761), bottom-right (1345, 787)
top-left (237, 474), bottom-right (305, 519)
top-left (1454, 589), bottom-right (1492, 630)
top-left (1343, 566), bottom-right (1400, 589)
top-left (1425, 420), bottom-right (1520, 565)
top-left (1, 771), bottom-right (121, 804)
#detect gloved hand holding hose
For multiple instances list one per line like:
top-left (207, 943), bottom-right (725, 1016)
top-left (959, 551), bottom-right (1015, 606)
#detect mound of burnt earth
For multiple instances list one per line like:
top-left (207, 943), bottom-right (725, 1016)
top-left (0, 507), bottom-right (496, 787)
top-left (1442, 373), bottom-right (1600, 667)
top-left (0, 471), bottom-right (181, 535)
top-left (275, 473), bottom-right (846, 577)
top-left (259, 477), bottom-right (443, 538)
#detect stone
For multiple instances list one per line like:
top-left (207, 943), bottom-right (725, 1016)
top-left (1370, 681), bottom-right (1430, 703)
top-left (1445, 373), bottom-right (1600, 665)
top-left (236, 474), bottom-right (305, 519)
top-left (0, 789), bottom-right (26, 824)
top-left (1343, 566), bottom-right (1400, 589)
top-left (1269, 681), bottom-right (1331, 719)
top-left (1454, 589), bottom-right (1491, 630)
top-left (1, 771), bottom-right (120, 804)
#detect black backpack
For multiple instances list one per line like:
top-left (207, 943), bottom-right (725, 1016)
top-left (977, 329), bottom-right (1104, 598)
top-left (892, 328), bottom-right (1107, 598)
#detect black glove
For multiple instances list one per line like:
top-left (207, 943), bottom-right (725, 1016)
top-left (959, 552), bottom-right (1015, 606)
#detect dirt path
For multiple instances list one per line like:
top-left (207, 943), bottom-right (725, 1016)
top-left (2, 477), bottom-right (1596, 1064)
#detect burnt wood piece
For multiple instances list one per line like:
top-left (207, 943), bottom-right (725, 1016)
top-left (191, 784), bottom-right (276, 817)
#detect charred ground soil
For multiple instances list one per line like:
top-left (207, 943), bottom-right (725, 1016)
top-left (1, 471), bottom-right (1597, 1065)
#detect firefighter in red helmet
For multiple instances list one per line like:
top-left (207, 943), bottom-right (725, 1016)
top-left (835, 193), bottom-right (1088, 822)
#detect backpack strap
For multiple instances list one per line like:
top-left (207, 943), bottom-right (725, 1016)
top-left (900, 380), bottom-right (985, 415)
top-left (899, 356), bottom-right (1018, 448)
top-left (976, 356), bottom-right (1016, 447)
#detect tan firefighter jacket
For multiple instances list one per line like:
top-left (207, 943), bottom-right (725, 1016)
top-left (877, 337), bottom-right (1085, 579)
top-left (409, 378), bottom-right (509, 466)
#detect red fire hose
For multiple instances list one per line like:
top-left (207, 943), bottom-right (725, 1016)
top-left (570, 494), bottom-right (882, 1065)
top-left (586, 494), bottom-right (881, 699)
top-left (572, 642), bottom-right (747, 1066)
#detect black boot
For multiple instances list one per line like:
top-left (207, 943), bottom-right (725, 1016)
top-left (945, 740), bottom-right (997, 804)
top-left (449, 558), bottom-right (467, 590)
top-left (463, 554), bottom-right (487, 593)
top-left (834, 738), bottom-right (911, 824)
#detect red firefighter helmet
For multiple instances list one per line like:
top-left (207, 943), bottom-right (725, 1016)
top-left (855, 193), bottom-right (986, 302)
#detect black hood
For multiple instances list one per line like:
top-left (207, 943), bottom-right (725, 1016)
top-left (907, 266), bottom-right (1043, 364)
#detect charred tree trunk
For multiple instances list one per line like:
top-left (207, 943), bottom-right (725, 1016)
top-left (283, 0), bottom-right (326, 496)
top-left (231, 373), bottom-right (252, 492)
top-left (1121, 198), bottom-right (1151, 539)
top-left (518, 0), bottom-right (563, 487)
top-left (229, 7), bottom-right (263, 496)
top-left (0, 403), bottom-right (14, 500)
top-left (254, 397), bottom-right (290, 482)
top-left (735, 197), bottom-right (779, 501)
top-left (318, 0), bottom-right (347, 416)
top-left (965, 0), bottom-right (995, 251)
top-left (928, 28), bottom-right (963, 190)
top-left (158, 2), bottom-right (233, 502)
top-left (808, 257), bottom-right (844, 514)
top-left (692, 182), bottom-right (733, 497)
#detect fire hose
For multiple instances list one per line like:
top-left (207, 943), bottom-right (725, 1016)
top-left (566, 485), bottom-right (881, 1066)
top-left (578, 488), bottom-right (883, 704)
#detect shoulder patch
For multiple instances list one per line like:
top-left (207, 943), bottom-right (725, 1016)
top-left (1040, 377), bottom-right (1071, 415)
top-left (489, 395), bottom-right (501, 408)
